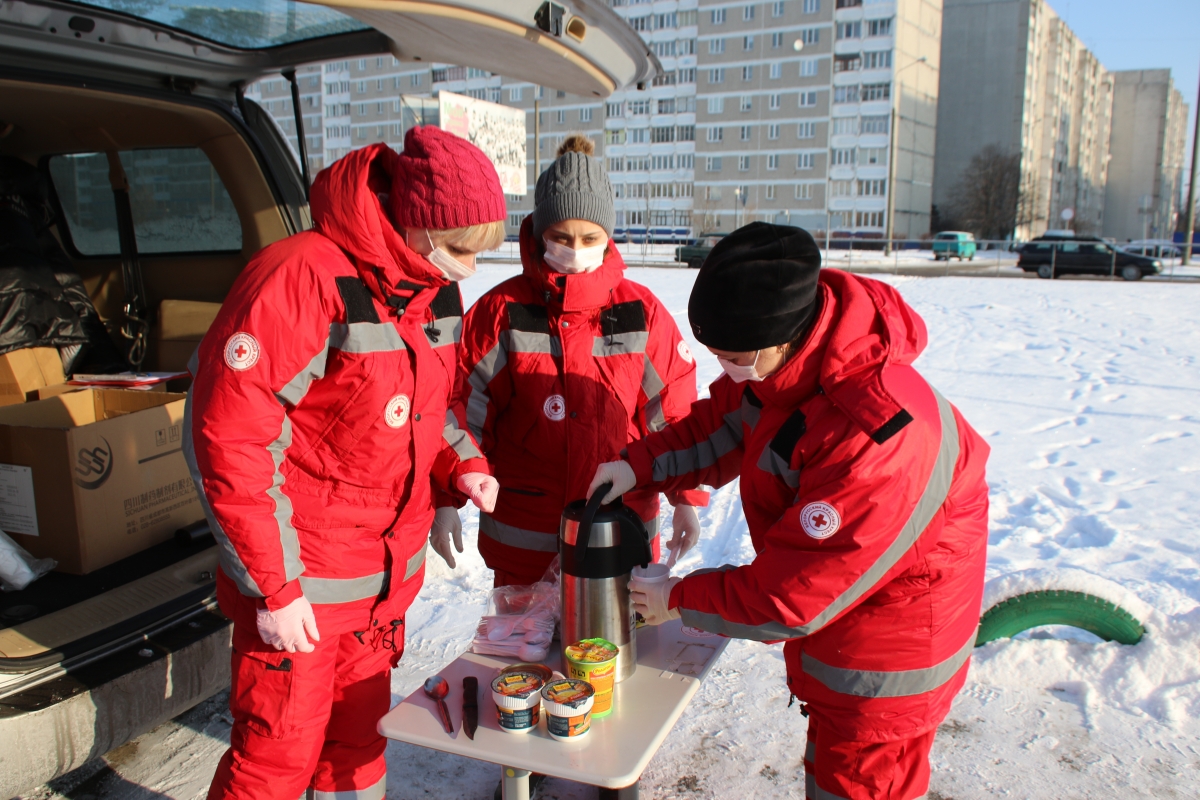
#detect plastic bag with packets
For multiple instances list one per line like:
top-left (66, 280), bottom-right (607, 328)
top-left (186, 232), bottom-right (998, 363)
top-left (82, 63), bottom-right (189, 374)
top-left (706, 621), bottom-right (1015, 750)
top-left (471, 557), bottom-right (560, 662)
top-left (0, 529), bottom-right (55, 591)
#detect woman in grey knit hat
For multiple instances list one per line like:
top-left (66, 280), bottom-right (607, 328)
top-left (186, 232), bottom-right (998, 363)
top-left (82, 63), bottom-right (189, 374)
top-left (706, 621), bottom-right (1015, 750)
top-left (434, 135), bottom-right (709, 587)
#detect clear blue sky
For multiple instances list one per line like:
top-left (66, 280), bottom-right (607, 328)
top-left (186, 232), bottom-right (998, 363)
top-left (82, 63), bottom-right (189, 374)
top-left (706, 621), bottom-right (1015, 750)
top-left (1046, 0), bottom-right (1199, 189)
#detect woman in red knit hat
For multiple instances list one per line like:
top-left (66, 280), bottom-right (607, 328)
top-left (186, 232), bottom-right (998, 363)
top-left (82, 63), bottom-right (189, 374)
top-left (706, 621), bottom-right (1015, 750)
top-left (188, 126), bottom-right (505, 800)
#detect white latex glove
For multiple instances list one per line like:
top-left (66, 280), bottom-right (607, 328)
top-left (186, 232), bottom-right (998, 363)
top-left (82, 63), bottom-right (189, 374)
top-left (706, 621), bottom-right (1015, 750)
top-left (429, 506), bottom-right (463, 568)
top-left (256, 595), bottom-right (320, 653)
top-left (629, 575), bottom-right (683, 626)
top-left (457, 472), bottom-right (498, 513)
top-left (587, 460), bottom-right (637, 504)
top-left (666, 504), bottom-right (701, 568)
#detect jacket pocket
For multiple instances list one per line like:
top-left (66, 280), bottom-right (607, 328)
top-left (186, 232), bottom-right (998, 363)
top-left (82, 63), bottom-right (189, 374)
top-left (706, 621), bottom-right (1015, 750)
top-left (229, 633), bottom-right (298, 739)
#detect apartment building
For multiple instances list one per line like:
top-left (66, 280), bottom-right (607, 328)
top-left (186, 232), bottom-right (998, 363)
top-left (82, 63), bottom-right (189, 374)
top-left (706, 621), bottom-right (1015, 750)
top-left (1102, 69), bottom-right (1189, 242)
top-left (934, 0), bottom-right (1113, 239)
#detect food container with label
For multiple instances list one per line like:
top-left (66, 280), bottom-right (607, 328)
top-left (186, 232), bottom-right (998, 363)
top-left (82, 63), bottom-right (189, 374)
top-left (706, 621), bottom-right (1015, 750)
top-left (540, 678), bottom-right (595, 741)
top-left (490, 671), bottom-right (544, 734)
top-left (564, 638), bottom-right (619, 718)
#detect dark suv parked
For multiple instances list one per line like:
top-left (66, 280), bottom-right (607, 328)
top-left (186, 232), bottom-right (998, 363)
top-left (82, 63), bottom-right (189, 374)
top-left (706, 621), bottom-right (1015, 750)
top-left (1017, 235), bottom-right (1161, 281)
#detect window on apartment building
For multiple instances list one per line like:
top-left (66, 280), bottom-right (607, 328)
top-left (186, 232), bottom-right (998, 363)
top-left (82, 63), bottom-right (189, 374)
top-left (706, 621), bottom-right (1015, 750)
top-left (653, 155), bottom-right (673, 169)
top-left (804, 0), bottom-right (821, 11)
top-left (680, 9), bottom-right (699, 25)
top-left (375, 79), bottom-right (383, 91)
top-left (557, 90), bottom-right (566, 98)
top-left (866, 18), bottom-right (892, 36)
top-left (860, 147), bottom-right (887, 165)
top-left (612, 184), bottom-right (625, 199)
top-left (711, 8), bottom-right (726, 24)
top-left (709, 38), bottom-right (725, 54)
top-left (656, 11), bottom-right (678, 28)
top-left (769, 94), bottom-right (781, 109)
top-left (856, 211), bottom-right (884, 227)
top-left (489, 88), bottom-right (501, 103)
top-left (355, 127), bottom-right (366, 140)
top-left (772, 2), bottom-right (785, 17)
top-left (834, 85), bottom-right (860, 104)
top-left (466, 89), bottom-right (487, 100)
top-left (835, 55), bottom-right (862, 73)
top-left (357, 59), bottom-right (366, 69)
top-left (861, 114), bottom-right (889, 133)
top-left (356, 104), bottom-right (365, 116)
top-left (744, 35), bottom-right (755, 51)
top-left (658, 98), bottom-right (676, 113)
top-left (797, 153), bottom-right (815, 169)
top-left (608, 158), bottom-right (623, 171)
top-left (605, 129), bottom-right (625, 145)
top-left (768, 123), bottom-right (780, 139)
top-left (629, 100), bottom-right (650, 114)
top-left (837, 21), bottom-right (862, 39)
top-left (655, 40), bottom-right (676, 57)
top-left (629, 128), bottom-right (649, 143)
top-left (607, 101), bottom-right (623, 117)
top-left (831, 179), bottom-right (854, 196)
top-left (800, 28), bottom-right (820, 45)
top-left (706, 126), bottom-right (724, 143)
top-left (832, 148), bottom-right (856, 165)
top-left (858, 179), bottom-right (887, 196)
top-left (799, 91), bottom-right (818, 107)
top-left (537, 86), bottom-right (545, 99)
top-left (832, 117), bottom-right (858, 135)
top-left (627, 157), bottom-right (650, 170)
top-left (678, 154), bottom-right (695, 169)
top-left (862, 50), bottom-right (892, 69)
top-left (556, 110), bottom-right (566, 124)
top-left (744, 5), bottom-right (755, 20)
top-left (740, 125), bottom-right (752, 141)
top-left (771, 32), bottom-right (783, 48)
top-left (678, 68), bottom-right (697, 83)
top-left (800, 58), bottom-right (820, 77)
top-left (706, 156), bottom-right (723, 172)
top-left (629, 15), bottom-right (651, 31)
top-left (770, 63), bottom-right (782, 79)
top-left (709, 68), bottom-right (726, 84)
top-left (741, 96), bottom-right (753, 112)
top-left (765, 184), bottom-right (776, 199)
top-left (431, 68), bottom-right (446, 82)
top-left (356, 81), bottom-right (365, 93)
top-left (767, 154), bottom-right (779, 170)
top-left (707, 96), bottom-right (725, 114)
top-left (652, 126), bottom-right (676, 142)
top-left (861, 83), bottom-right (891, 101)
top-left (742, 65), bottom-right (754, 81)
top-left (795, 183), bottom-right (813, 199)
top-left (508, 213), bottom-right (527, 228)
top-left (650, 184), bottom-right (675, 198)
top-left (678, 125), bottom-right (696, 141)
top-left (678, 38), bottom-right (697, 55)
top-left (510, 86), bottom-right (524, 102)
top-left (580, 107), bottom-right (593, 122)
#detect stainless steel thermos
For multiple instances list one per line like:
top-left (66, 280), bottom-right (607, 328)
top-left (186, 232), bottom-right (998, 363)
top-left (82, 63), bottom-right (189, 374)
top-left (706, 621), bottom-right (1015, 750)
top-left (559, 483), bottom-right (653, 683)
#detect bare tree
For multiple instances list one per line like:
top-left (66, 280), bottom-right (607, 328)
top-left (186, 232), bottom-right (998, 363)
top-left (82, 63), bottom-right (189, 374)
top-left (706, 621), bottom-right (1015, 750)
top-left (948, 145), bottom-right (1024, 240)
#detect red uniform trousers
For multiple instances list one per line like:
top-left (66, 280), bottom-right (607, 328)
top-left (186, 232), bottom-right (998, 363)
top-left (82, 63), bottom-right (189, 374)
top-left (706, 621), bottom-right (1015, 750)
top-left (803, 709), bottom-right (935, 800)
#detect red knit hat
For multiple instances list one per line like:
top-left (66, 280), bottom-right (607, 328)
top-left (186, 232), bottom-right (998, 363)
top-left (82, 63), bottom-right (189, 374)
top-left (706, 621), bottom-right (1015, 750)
top-left (389, 126), bottom-right (506, 229)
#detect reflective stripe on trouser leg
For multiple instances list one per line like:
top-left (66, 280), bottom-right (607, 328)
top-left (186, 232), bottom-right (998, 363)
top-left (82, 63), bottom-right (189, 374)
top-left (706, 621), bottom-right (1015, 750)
top-left (307, 775), bottom-right (385, 800)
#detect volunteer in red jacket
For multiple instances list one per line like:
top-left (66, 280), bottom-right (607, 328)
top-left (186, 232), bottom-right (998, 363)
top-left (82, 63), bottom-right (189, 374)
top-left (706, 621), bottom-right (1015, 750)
top-left (589, 224), bottom-right (989, 800)
top-left (444, 135), bottom-right (706, 586)
top-left (186, 127), bottom-right (504, 800)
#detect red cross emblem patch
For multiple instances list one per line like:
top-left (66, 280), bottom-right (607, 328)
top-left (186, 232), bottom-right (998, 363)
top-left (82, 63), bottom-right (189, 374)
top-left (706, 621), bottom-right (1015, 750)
top-left (543, 394), bottom-right (566, 421)
top-left (224, 332), bottom-right (260, 371)
top-left (800, 502), bottom-right (841, 540)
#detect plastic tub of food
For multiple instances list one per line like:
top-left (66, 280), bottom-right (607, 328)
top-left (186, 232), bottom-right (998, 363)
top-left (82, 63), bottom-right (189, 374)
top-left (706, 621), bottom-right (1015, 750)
top-left (564, 638), bottom-right (619, 718)
top-left (490, 671), bottom-right (544, 734)
top-left (540, 678), bottom-right (595, 741)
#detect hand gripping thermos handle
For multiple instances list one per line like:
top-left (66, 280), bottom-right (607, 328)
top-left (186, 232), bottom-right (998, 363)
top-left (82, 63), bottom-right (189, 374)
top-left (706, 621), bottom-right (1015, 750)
top-left (575, 481), bottom-right (612, 561)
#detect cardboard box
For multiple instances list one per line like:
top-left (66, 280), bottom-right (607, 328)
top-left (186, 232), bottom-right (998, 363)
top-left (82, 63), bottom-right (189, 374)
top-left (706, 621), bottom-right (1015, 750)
top-left (154, 300), bottom-right (222, 373)
top-left (0, 389), bottom-right (203, 574)
top-left (0, 347), bottom-right (66, 406)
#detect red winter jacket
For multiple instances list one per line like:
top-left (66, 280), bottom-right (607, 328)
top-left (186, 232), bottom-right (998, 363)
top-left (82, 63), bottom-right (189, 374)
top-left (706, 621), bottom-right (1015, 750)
top-left (625, 270), bottom-right (989, 742)
top-left (460, 219), bottom-right (707, 581)
top-left (185, 144), bottom-right (486, 634)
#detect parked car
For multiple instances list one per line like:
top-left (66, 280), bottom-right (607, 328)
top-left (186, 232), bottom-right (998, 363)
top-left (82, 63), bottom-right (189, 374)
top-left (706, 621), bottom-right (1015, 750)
top-left (931, 231), bottom-right (977, 261)
top-left (675, 233), bottom-right (727, 268)
top-left (0, 1), bottom-right (655, 796)
top-left (1017, 235), bottom-right (1161, 281)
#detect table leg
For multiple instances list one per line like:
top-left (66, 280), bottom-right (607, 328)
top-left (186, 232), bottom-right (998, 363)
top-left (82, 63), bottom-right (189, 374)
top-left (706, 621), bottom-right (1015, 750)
top-left (598, 781), bottom-right (639, 799)
top-left (500, 765), bottom-right (531, 800)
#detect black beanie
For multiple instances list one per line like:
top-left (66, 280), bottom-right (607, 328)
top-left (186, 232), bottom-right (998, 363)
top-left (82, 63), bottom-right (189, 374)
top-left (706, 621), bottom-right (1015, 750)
top-left (688, 222), bottom-right (822, 352)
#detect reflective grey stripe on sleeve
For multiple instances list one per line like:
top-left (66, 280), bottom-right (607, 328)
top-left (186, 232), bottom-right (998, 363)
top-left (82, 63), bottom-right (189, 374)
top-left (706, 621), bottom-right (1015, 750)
top-left (183, 391), bottom-right (264, 597)
top-left (266, 415), bottom-right (305, 584)
top-left (651, 407), bottom-right (745, 482)
top-left (308, 773), bottom-right (385, 800)
top-left (805, 741), bottom-right (815, 762)
top-left (405, 542), bottom-right (428, 581)
top-left (480, 514), bottom-right (659, 553)
top-left (812, 782), bottom-right (850, 800)
top-left (467, 342), bottom-right (507, 442)
top-left (805, 773), bottom-right (818, 800)
top-left (504, 329), bottom-right (561, 356)
top-left (757, 444), bottom-right (800, 488)
top-left (329, 322), bottom-right (407, 353)
top-left (300, 572), bottom-right (386, 604)
top-left (443, 409), bottom-right (483, 460)
top-left (740, 391), bottom-right (761, 431)
top-left (641, 357), bottom-right (667, 432)
top-left (802, 626), bottom-right (977, 699)
top-left (276, 341), bottom-right (330, 406)
top-left (426, 316), bottom-right (462, 348)
top-left (593, 331), bottom-right (649, 357)
top-left (678, 389), bottom-right (960, 641)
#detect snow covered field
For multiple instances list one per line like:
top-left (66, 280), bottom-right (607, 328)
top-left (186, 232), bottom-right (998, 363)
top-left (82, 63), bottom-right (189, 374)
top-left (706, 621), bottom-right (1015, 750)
top-left (26, 268), bottom-right (1200, 799)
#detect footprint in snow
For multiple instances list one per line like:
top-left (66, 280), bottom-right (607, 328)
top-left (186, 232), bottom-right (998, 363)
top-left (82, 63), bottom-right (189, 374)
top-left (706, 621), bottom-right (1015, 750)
top-left (1144, 431), bottom-right (1192, 444)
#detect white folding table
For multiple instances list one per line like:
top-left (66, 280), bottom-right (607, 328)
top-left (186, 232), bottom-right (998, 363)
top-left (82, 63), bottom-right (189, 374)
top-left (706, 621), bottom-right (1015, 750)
top-left (377, 620), bottom-right (729, 799)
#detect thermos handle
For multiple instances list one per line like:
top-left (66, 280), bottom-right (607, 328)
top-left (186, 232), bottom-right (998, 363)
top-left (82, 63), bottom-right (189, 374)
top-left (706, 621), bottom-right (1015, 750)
top-left (575, 481), bottom-right (612, 557)
top-left (614, 504), bottom-right (653, 569)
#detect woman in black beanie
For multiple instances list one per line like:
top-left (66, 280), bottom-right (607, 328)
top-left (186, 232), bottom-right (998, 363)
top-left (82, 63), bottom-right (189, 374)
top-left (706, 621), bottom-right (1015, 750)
top-left (589, 222), bottom-right (990, 800)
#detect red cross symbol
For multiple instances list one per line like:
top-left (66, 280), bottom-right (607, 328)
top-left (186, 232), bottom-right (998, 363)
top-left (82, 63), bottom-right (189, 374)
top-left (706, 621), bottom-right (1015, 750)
top-left (811, 513), bottom-right (828, 529)
top-left (234, 344), bottom-right (248, 360)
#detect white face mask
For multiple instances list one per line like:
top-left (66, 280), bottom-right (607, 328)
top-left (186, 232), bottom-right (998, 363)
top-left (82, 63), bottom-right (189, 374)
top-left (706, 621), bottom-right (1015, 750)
top-left (717, 350), bottom-right (764, 383)
top-left (543, 237), bottom-right (606, 274)
top-left (415, 229), bottom-right (476, 282)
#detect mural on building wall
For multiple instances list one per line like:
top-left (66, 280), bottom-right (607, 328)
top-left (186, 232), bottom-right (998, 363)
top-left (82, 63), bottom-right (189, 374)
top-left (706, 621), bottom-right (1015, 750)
top-left (438, 91), bottom-right (527, 196)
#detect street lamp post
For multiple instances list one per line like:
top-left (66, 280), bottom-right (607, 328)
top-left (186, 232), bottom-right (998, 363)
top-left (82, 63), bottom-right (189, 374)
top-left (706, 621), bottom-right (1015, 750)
top-left (883, 56), bottom-right (927, 257)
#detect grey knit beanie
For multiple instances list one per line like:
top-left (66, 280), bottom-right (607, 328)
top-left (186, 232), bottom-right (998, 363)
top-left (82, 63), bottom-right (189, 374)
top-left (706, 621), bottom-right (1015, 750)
top-left (532, 135), bottom-right (615, 237)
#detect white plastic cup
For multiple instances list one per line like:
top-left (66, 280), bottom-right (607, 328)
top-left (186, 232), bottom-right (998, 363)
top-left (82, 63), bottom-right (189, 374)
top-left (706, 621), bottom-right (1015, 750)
top-left (631, 563), bottom-right (669, 584)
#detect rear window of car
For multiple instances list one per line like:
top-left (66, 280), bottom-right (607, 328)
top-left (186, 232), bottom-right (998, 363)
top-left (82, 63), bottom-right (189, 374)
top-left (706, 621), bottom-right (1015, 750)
top-left (48, 148), bottom-right (241, 256)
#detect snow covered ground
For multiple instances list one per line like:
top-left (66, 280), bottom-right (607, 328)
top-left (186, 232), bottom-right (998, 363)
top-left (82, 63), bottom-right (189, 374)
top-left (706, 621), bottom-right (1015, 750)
top-left (26, 268), bottom-right (1200, 799)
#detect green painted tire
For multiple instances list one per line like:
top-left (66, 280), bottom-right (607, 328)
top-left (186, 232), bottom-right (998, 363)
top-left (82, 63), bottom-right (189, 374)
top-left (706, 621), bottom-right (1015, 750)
top-left (975, 590), bottom-right (1145, 647)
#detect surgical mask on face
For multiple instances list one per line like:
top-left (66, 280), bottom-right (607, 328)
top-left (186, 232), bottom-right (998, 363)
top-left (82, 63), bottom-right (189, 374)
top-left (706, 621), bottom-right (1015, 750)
top-left (416, 229), bottom-right (476, 282)
top-left (542, 237), bottom-right (606, 274)
top-left (717, 350), bottom-right (764, 383)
